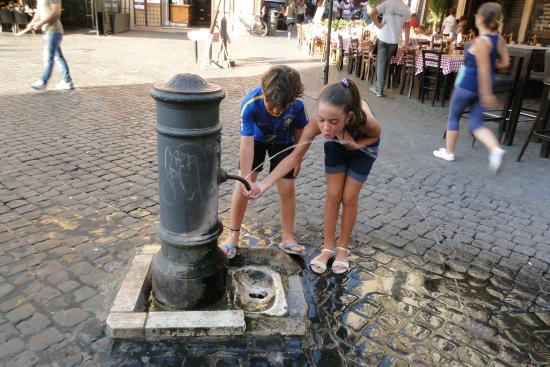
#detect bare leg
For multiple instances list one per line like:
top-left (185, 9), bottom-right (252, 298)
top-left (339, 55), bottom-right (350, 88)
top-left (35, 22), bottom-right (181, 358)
top-left (445, 130), bottom-right (459, 155)
top-left (472, 127), bottom-right (499, 153)
top-left (310, 172), bottom-right (345, 272)
top-left (334, 175), bottom-right (364, 272)
top-left (276, 178), bottom-right (300, 251)
top-left (221, 171), bottom-right (258, 249)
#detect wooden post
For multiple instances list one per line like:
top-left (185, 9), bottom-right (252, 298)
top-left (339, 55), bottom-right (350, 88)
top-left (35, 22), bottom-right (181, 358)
top-left (518, 0), bottom-right (536, 43)
top-left (456, 0), bottom-right (466, 18)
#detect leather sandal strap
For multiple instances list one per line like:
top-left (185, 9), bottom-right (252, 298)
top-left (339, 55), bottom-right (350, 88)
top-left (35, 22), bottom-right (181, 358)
top-left (335, 246), bottom-right (349, 252)
top-left (321, 248), bottom-right (335, 254)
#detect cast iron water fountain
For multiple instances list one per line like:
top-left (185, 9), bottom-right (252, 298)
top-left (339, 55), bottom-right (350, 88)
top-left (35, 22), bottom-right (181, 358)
top-left (106, 74), bottom-right (308, 339)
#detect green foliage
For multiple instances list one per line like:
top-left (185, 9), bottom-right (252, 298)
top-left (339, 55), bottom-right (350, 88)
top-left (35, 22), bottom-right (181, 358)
top-left (321, 18), bottom-right (367, 29)
top-left (428, 0), bottom-right (450, 22)
top-left (368, 0), bottom-right (377, 7)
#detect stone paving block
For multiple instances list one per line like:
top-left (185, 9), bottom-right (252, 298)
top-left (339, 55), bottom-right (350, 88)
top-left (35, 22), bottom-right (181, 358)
top-left (17, 313), bottom-right (51, 336)
top-left (0, 337), bottom-right (25, 359)
top-left (53, 309), bottom-right (90, 328)
top-left (7, 350), bottom-right (40, 367)
top-left (28, 327), bottom-right (64, 352)
top-left (6, 303), bottom-right (35, 324)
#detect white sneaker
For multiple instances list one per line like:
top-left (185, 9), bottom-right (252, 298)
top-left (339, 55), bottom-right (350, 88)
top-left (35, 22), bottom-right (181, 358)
top-left (489, 147), bottom-right (506, 174)
top-left (55, 81), bottom-right (74, 90)
top-left (433, 148), bottom-right (455, 161)
top-left (369, 86), bottom-right (383, 97)
top-left (31, 80), bottom-right (46, 90)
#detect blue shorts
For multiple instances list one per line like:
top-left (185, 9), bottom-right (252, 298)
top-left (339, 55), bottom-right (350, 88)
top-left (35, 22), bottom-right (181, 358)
top-left (324, 139), bottom-right (379, 182)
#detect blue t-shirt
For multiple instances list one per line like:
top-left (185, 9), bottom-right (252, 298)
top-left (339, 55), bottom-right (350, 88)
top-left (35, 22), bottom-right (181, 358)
top-left (240, 87), bottom-right (309, 144)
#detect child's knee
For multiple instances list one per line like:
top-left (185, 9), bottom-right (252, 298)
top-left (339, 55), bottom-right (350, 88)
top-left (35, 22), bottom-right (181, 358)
top-left (277, 180), bottom-right (296, 197)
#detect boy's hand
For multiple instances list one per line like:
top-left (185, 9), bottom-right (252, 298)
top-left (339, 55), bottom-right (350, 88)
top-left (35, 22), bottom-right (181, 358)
top-left (239, 180), bottom-right (254, 197)
top-left (480, 94), bottom-right (498, 110)
top-left (249, 182), bottom-right (267, 199)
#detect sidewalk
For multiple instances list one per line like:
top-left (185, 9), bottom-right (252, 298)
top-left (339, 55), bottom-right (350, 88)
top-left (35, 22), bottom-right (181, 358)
top-left (0, 31), bottom-right (549, 366)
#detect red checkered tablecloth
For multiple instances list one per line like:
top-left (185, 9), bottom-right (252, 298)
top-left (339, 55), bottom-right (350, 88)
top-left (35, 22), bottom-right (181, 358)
top-left (331, 35), bottom-right (358, 54)
top-left (390, 47), bottom-right (407, 65)
top-left (414, 53), bottom-right (464, 75)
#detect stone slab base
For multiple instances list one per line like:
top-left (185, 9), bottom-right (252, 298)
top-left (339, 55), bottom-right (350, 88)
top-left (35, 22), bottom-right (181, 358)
top-left (106, 245), bottom-right (309, 340)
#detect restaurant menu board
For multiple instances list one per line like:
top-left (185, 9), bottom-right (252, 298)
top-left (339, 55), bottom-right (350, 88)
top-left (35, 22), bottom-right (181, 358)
top-left (134, 1), bottom-right (144, 9)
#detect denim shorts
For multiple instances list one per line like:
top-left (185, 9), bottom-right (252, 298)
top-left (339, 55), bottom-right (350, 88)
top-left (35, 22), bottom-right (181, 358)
top-left (324, 139), bottom-right (379, 182)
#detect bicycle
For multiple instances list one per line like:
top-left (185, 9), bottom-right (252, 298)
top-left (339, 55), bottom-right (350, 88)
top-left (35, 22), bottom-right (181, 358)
top-left (240, 15), bottom-right (268, 37)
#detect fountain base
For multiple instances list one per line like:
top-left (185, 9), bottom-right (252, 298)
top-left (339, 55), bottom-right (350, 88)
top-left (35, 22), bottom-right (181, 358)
top-left (106, 245), bottom-right (309, 340)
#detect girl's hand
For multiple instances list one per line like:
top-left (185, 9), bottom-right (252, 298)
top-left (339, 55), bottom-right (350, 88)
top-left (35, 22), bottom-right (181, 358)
top-left (248, 182), bottom-right (267, 199)
top-left (480, 94), bottom-right (498, 110)
top-left (340, 132), bottom-right (362, 150)
top-left (239, 180), bottom-right (254, 197)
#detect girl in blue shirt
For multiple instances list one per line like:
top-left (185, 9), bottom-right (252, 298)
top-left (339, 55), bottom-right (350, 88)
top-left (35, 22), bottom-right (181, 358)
top-left (433, 2), bottom-right (510, 174)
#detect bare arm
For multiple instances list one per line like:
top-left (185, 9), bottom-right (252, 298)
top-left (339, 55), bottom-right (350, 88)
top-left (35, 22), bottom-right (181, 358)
top-left (239, 136), bottom-right (255, 183)
top-left (355, 100), bottom-right (381, 147)
top-left (495, 34), bottom-right (510, 70)
top-left (31, 3), bottom-right (61, 29)
top-left (292, 127), bottom-right (304, 176)
top-left (294, 128), bottom-right (304, 146)
top-left (253, 121), bottom-right (320, 196)
top-left (370, 8), bottom-right (383, 29)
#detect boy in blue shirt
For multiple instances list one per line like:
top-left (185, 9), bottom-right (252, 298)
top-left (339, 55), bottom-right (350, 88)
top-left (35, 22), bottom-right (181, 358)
top-left (219, 65), bottom-right (309, 259)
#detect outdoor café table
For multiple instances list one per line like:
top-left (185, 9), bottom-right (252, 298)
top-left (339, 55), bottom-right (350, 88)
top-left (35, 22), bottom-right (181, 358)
top-left (414, 51), bottom-right (463, 75)
top-left (502, 45), bottom-right (549, 146)
top-left (390, 46), bottom-right (407, 65)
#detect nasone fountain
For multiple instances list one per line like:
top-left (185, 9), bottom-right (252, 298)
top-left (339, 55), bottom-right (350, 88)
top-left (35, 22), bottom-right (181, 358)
top-left (106, 74), bottom-right (309, 339)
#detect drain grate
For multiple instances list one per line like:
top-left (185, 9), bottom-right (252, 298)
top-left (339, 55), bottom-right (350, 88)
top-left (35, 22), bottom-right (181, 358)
top-left (249, 291), bottom-right (268, 299)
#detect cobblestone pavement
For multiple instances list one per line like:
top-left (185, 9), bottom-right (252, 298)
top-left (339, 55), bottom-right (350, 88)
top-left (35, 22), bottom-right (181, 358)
top-left (1, 31), bottom-right (550, 366)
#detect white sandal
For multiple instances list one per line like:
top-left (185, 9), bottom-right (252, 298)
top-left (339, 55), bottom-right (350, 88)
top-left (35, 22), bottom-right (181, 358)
top-left (332, 247), bottom-right (350, 274)
top-left (309, 248), bottom-right (335, 274)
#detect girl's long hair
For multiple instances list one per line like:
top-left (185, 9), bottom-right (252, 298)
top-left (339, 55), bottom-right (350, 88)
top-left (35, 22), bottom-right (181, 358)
top-left (318, 79), bottom-right (367, 140)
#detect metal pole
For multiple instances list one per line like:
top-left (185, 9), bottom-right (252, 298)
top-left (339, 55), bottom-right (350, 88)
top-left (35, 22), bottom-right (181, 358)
top-left (323, 0), bottom-right (334, 85)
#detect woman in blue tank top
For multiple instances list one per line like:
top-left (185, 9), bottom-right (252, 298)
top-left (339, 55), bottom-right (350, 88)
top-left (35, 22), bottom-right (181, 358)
top-left (433, 2), bottom-right (510, 174)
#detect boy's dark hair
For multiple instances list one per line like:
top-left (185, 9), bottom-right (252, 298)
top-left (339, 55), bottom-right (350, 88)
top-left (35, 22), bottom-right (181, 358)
top-left (319, 79), bottom-right (368, 140)
top-left (261, 65), bottom-right (304, 106)
top-left (478, 2), bottom-right (501, 31)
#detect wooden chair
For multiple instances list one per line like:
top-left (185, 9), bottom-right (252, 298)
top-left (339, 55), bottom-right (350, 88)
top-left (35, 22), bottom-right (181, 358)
top-left (311, 36), bottom-right (324, 57)
top-left (360, 41), bottom-right (376, 84)
top-left (346, 38), bottom-right (359, 74)
top-left (399, 48), bottom-right (417, 98)
top-left (419, 50), bottom-right (443, 106)
top-left (358, 40), bottom-right (371, 79)
top-left (517, 50), bottom-right (550, 161)
top-left (335, 34), bottom-right (344, 71)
